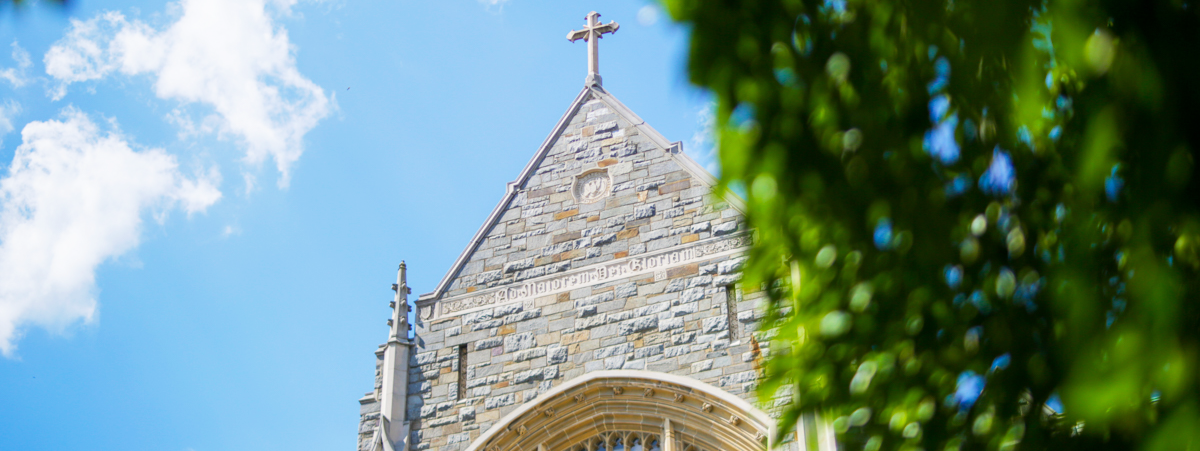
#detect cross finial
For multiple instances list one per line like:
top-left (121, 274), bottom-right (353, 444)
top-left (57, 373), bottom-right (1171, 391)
top-left (567, 11), bottom-right (619, 86)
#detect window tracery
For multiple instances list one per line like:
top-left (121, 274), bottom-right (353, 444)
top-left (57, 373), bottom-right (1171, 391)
top-left (566, 432), bottom-right (678, 451)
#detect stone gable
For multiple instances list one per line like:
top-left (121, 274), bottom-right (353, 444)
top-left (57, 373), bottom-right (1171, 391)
top-left (358, 86), bottom-right (773, 451)
top-left (432, 91), bottom-right (742, 301)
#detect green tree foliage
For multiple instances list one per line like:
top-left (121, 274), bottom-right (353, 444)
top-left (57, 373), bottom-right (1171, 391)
top-left (667, 0), bottom-right (1200, 449)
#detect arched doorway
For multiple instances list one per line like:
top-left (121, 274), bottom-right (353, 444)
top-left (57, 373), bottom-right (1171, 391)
top-left (464, 371), bottom-right (776, 451)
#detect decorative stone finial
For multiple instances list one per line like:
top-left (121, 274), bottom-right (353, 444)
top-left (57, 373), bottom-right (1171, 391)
top-left (566, 11), bottom-right (619, 86)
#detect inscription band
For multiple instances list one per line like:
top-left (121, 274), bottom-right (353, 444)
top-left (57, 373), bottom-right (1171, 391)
top-left (430, 233), bottom-right (750, 320)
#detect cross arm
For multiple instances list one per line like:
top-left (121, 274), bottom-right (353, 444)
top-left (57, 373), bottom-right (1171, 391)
top-left (566, 29), bottom-right (589, 42)
top-left (594, 22), bottom-right (619, 34)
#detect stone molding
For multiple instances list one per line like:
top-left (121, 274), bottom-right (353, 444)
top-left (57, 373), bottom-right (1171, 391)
top-left (422, 233), bottom-right (750, 321)
top-left (462, 370), bottom-right (775, 451)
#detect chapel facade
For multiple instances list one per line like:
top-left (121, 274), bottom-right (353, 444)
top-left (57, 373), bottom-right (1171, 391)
top-left (355, 12), bottom-right (835, 451)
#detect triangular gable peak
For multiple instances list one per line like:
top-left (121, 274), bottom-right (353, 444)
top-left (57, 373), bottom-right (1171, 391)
top-left (417, 84), bottom-right (744, 310)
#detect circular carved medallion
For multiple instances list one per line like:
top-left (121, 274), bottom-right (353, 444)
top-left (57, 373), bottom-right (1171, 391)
top-left (573, 169), bottom-right (612, 204)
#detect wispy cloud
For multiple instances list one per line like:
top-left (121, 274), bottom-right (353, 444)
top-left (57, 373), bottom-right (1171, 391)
top-left (0, 42), bottom-right (32, 88)
top-left (44, 0), bottom-right (331, 187)
top-left (687, 102), bottom-right (718, 174)
top-left (0, 108), bottom-right (220, 356)
top-left (478, 0), bottom-right (509, 10)
top-left (0, 100), bottom-right (20, 140)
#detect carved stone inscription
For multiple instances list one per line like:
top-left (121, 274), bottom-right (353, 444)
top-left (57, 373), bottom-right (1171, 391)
top-left (436, 233), bottom-right (750, 318)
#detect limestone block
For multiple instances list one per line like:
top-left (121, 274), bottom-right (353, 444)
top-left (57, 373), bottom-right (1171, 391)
top-left (681, 287), bottom-right (707, 303)
top-left (618, 316), bottom-right (658, 336)
top-left (718, 370), bottom-right (758, 387)
top-left (658, 317), bottom-right (684, 332)
top-left (713, 274), bottom-right (742, 286)
top-left (513, 368), bottom-right (542, 384)
top-left (547, 345), bottom-right (568, 364)
top-left (493, 302), bottom-right (523, 318)
top-left (471, 319), bottom-right (503, 331)
top-left (686, 276), bottom-right (713, 288)
top-left (633, 204), bottom-right (656, 219)
top-left (737, 310), bottom-right (760, 323)
top-left (514, 346), bottom-right (547, 362)
top-left (634, 344), bottom-right (664, 359)
top-left (592, 233), bottom-right (617, 246)
top-left (622, 359), bottom-right (646, 370)
top-left (628, 243), bottom-right (646, 255)
top-left (663, 345), bottom-right (689, 358)
top-left (485, 393), bottom-right (517, 410)
top-left (413, 351), bottom-right (437, 366)
top-left (717, 256), bottom-right (748, 275)
top-left (603, 356), bottom-right (626, 370)
top-left (595, 342), bottom-right (633, 359)
top-left (664, 278), bottom-right (686, 293)
top-left (633, 302), bottom-right (670, 317)
top-left (712, 221), bottom-right (739, 236)
top-left (420, 404), bottom-right (437, 418)
top-left (672, 303), bottom-right (698, 317)
top-left (577, 305), bottom-right (598, 317)
top-left (476, 339), bottom-right (504, 355)
top-left (574, 315), bottom-right (607, 330)
top-left (503, 332), bottom-right (536, 352)
top-left (606, 310), bottom-right (634, 323)
top-left (503, 259), bottom-right (534, 274)
top-left (504, 310), bottom-right (542, 324)
top-left (574, 291), bottom-right (614, 308)
top-left (702, 316), bottom-right (729, 334)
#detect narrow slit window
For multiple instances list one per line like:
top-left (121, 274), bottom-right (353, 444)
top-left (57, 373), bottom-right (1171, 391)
top-left (725, 284), bottom-right (741, 339)
top-left (457, 345), bottom-right (468, 398)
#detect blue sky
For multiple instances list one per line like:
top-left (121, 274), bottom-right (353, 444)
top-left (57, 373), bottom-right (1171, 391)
top-left (0, 1), bottom-right (712, 449)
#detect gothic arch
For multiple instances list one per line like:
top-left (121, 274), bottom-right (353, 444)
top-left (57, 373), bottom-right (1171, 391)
top-left (464, 370), bottom-right (776, 451)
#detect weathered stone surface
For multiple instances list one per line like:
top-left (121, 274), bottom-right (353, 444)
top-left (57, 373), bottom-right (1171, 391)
top-left (485, 393), bottom-right (517, 410)
top-left (475, 337), bottom-right (503, 350)
top-left (658, 317), bottom-right (684, 332)
top-left (633, 204), bottom-right (656, 219)
top-left (458, 407), bottom-right (475, 422)
top-left (547, 345), bottom-right (568, 364)
top-left (681, 287), bottom-right (707, 303)
top-left (718, 257), bottom-right (748, 275)
top-left (614, 283), bottom-right (637, 298)
top-left (514, 347), bottom-right (546, 362)
top-left (712, 221), bottom-right (738, 236)
top-left (702, 316), bottom-right (729, 334)
top-left (504, 332), bottom-right (536, 352)
top-left (618, 316), bottom-right (658, 335)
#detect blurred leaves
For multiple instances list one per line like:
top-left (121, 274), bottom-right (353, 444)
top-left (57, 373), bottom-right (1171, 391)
top-left (668, 0), bottom-right (1200, 449)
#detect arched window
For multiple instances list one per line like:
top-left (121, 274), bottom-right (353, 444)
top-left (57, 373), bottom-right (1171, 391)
top-left (464, 371), bottom-right (777, 451)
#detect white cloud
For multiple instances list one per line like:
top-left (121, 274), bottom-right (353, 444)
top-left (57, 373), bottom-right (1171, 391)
top-left (637, 5), bottom-right (660, 27)
top-left (45, 0), bottom-right (330, 187)
top-left (0, 108), bottom-right (220, 356)
top-left (0, 42), bottom-right (32, 88)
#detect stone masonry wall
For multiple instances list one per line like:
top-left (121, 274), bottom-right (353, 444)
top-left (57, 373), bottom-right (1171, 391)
top-left (359, 89), bottom-right (767, 451)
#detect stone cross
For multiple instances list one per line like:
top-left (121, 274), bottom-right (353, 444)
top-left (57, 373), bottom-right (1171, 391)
top-left (567, 11), bottom-right (619, 86)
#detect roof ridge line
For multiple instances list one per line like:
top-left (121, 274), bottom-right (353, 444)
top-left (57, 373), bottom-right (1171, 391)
top-left (419, 86), bottom-right (593, 301)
